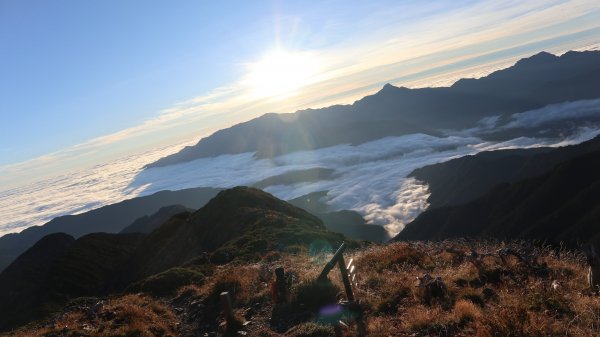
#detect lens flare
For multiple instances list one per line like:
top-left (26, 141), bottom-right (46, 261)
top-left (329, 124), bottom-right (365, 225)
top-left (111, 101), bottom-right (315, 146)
top-left (244, 50), bottom-right (320, 99)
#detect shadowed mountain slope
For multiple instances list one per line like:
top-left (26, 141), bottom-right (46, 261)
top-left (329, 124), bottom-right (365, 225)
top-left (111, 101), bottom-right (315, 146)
top-left (120, 204), bottom-right (194, 234)
top-left (148, 51), bottom-right (600, 168)
top-left (0, 232), bottom-right (144, 331)
top-left (0, 187), bottom-right (221, 272)
top-left (0, 187), bottom-right (347, 331)
top-left (288, 191), bottom-right (390, 242)
top-left (410, 135), bottom-right (600, 208)
top-left (0, 233), bottom-right (76, 329)
top-left (397, 148), bottom-right (600, 244)
top-left (131, 187), bottom-right (346, 276)
top-left (252, 168), bottom-right (335, 189)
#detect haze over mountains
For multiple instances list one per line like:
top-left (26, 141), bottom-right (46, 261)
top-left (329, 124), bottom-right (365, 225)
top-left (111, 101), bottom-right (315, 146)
top-left (0, 187), bottom-right (221, 272)
top-left (0, 186), bottom-right (384, 273)
top-left (2, 50), bottom-right (600, 333)
top-left (0, 188), bottom-right (344, 331)
top-left (148, 51), bottom-right (600, 168)
top-left (2, 50), bottom-right (600, 259)
top-left (0, 187), bottom-right (347, 331)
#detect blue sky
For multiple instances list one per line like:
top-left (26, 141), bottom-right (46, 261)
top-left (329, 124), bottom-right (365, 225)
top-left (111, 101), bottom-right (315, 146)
top-left (1, 0), bottom-right (599, 188)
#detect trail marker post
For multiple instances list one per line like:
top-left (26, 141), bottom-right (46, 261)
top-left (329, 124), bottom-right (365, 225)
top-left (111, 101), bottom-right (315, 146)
top-left (318, 242), bottom-right (365, 336)
top-left (220, 292), bottom-right (235, 329)
top-left (273, 267), bottom-right (289, 303)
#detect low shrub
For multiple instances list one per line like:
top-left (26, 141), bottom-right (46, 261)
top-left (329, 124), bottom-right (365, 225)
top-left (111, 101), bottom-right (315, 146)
top-left (128, 267), bottom-right (206, 297)
top-left (292, 279), bottom-right (340, 312)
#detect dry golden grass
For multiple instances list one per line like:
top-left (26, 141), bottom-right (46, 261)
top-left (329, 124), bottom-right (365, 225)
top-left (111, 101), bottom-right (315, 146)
top-left (452, 299), bottom-right (482, 322)
top-left (5, 240), bottom-right (600, 337)
top-left (5, 294), bottom-right (177, 337)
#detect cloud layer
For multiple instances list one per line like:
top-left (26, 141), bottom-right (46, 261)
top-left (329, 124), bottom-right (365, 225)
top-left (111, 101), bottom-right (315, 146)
top-left (3, 0), bottom-right (599, 190)
top-left (2, 99), bottom-right (599, 237)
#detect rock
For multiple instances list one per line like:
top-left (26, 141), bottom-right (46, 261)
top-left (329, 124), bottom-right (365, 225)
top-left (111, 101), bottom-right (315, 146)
top-left (415, 274), bottom-right (448, 305)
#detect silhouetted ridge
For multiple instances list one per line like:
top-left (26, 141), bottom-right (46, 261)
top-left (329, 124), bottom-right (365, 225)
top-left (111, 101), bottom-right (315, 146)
top-left (0, 187), bottom-right (348, 331)
top-left (120, 205), bottom-right (193, 234)
top-left (288, 191), bottom-right (390, 242)
top-left (410, 135), bottom-right (600, 208)
top-left (194, 186), bottom-right (322, 225)
top-left (513, 51), bottom-right (558, 67)
top-left (132, 187), bottom-right (334, 276)
top-left (147, 50), bottom-right (600, 168)
top-left (0, 233), bottom-right (76, 330)
top-left (0, 233), bottom-right (75, 284)
top-left (397, 143), bottom-right (600, 244)
top-left (0, 187), bottom-right (221, 272)
top-left (378, 82), bottom-right (401, 93)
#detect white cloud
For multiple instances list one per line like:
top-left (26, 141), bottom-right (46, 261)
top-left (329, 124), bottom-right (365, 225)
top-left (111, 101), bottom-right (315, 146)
top-left (4, 99), bottom-right (600, 238)
top-left (2, 1), bottom-right (600, 236)
top-left (4, 0), bottom-right (599, 189)
top-left (503, 99), bottom-right (600, 129)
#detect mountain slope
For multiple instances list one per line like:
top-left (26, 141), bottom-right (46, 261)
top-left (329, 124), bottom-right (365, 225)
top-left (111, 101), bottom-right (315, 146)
top-left (0, 233), bottom-right (76, 329)
top-left (7, 240), bottom-right (599, 337)
top-left (131, 187), bottom-right (346, 276)
top-left (397, 148), bottom-right (600, 244)
top-left (148, 50), bottom-right (600, 168)
top-left (410, 135), bottom-right (600, 208)
top-left (0, 232), bottom-right (144, 331)
top-left (0, 187), bottom-right (347, 331)
top-left (288, 191), bottom-right (390, 242)
top-left (120, 205), bottom-right (194, 234)
top-left (0, 187), bottom-right (221, 272)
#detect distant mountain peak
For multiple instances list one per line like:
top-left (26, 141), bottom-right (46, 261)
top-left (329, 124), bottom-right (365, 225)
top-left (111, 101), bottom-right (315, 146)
top-left (514, 51), bottom-right (558, 66)
top-left (379, 83), bottom-right (401, 93)
top-left (146, 49), bottom-right (600, 168)
top-left (194, 186), bottom-right (321, 224)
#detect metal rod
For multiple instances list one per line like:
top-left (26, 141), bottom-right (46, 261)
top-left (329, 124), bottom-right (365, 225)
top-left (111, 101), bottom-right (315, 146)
top-left (338, 253), bottom-right (355, 301)
top-left (318, 242), bottom-right (347, 281)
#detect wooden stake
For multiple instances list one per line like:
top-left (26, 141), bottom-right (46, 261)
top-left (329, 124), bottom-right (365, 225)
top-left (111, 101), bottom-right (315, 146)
top-left (275, 267), bottom-right (288, 303)
top-left (338, 254), bottom-right (355, 302)
top-left (318, 242), bottom-right (347, 281)
top-left (220, 292), bottom-right (234, 327)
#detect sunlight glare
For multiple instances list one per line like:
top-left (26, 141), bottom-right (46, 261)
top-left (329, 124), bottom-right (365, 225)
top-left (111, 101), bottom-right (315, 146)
top-left (244, 50), bottom-right (320, 99)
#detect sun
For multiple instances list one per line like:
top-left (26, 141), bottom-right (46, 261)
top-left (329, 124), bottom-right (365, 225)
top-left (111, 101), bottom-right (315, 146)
top-left (244, 50), bottom-right (320, 99)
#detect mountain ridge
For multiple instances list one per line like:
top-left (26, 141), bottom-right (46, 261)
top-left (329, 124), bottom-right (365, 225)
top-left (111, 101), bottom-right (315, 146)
top-left (396, 144), bottom-right (600, 244)
top-left (409, 135), bottom-right (600, 208)
top-left (0, 187), bottom-right (222, 272)
top-left (147, 50), bottom-right (600, 168)
top-left (0, 187), bottom-right (349, 331)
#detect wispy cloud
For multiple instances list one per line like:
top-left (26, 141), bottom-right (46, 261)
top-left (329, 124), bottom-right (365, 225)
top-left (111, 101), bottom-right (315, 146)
top-left (3, 0), bottom-right (599, 189)
top-left (2, 99), bottom-right (600, 236)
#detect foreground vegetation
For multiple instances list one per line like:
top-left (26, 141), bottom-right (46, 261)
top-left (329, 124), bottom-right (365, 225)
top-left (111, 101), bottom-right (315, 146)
top-left (5, 240), bottom-right (600, 337)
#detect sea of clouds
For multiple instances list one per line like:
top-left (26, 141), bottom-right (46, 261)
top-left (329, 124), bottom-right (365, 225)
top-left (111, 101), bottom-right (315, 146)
top-left (1, 99), bottom-right (600, 237)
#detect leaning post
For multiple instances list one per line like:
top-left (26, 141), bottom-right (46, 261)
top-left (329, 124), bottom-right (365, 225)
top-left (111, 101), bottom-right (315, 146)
top-left (318, 242), bottom-right (347, 281)
top-left (338, 253), bottom-right (355, 301)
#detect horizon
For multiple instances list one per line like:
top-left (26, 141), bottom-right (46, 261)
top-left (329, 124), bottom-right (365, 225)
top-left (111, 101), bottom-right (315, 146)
top-left (2, 0), bottom-right (600, 190)
top-left (3, 2), bottom-right (600, 333)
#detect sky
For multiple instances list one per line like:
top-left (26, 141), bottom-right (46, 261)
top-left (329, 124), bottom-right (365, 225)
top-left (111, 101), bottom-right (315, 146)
top-left (1, 0), bottom-right (599, 189)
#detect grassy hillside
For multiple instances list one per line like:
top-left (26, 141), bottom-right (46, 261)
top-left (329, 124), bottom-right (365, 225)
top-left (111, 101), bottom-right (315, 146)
top-left (0, 187), bottom-right (222, 272)
top-left (0, 187), bottom-right (348, 332)
top-left (4, 240), bottom-right (599, 337)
